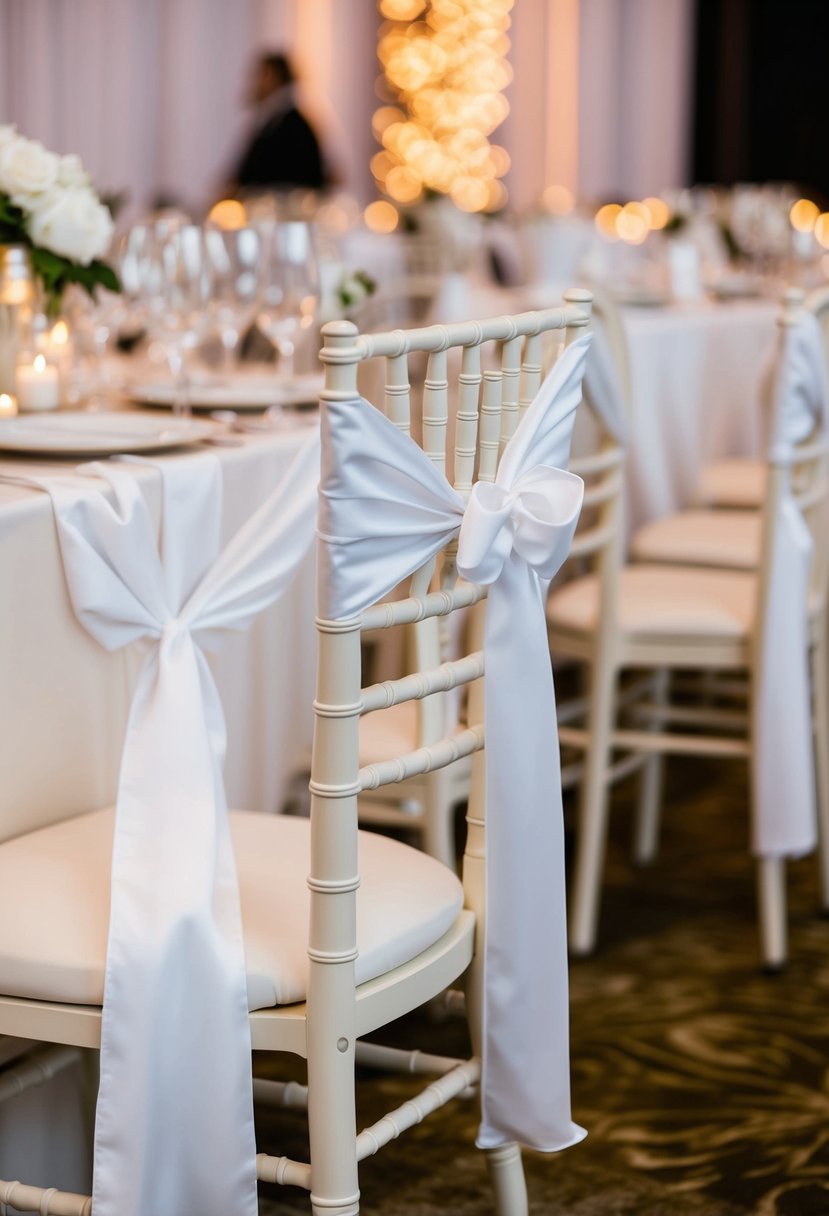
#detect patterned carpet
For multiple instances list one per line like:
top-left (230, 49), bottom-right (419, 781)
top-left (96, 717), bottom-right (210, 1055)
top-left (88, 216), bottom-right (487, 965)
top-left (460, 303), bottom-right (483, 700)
top-left (257, 758), bottom-right (829, 1215)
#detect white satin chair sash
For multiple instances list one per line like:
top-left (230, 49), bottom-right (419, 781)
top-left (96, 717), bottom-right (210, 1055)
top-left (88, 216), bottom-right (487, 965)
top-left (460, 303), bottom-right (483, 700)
top-left (754, 314), bottom-right (829, 857)
top-left (3, 433), bottom-right (320, 1216)
top-left (318, 333), bottom-right (591, 1152)
top-left (582, 321), bottom-right (629, 445)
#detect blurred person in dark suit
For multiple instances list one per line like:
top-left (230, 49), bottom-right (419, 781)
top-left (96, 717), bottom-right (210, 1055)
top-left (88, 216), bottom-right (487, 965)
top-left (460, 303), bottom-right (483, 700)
top-left (229, 51), bottom-right (328, 193)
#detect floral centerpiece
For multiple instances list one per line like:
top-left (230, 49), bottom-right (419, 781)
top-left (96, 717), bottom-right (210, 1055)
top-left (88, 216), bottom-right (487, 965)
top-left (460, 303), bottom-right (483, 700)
top-left (0, 126), bottom-right (119, 312)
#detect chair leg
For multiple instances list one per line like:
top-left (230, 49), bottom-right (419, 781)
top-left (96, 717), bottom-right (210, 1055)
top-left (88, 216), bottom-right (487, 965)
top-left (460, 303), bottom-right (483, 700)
top-left (307, 976), bottom-right (360, 1216)
top-left (569, 658), bottom-right (617, 956)
top-left (632, 668), bottom-right (669, 866)
top-left (810, 638), bottom-right (829, 909)
top-left (757, 856), bottom-right (787, 971)
top-left (485, 1142), bottom-right (528, 1216)
top-left (80, 1048), bottom-right (100, 1162)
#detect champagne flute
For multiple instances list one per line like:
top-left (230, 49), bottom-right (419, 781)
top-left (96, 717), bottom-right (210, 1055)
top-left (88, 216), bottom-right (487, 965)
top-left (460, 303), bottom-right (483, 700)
top-left (140, 225), bottom-right (212, 416)
top-left (256, 221), bottom-right (319, 382)
top-left (204, 225), bottom-right (264, 371)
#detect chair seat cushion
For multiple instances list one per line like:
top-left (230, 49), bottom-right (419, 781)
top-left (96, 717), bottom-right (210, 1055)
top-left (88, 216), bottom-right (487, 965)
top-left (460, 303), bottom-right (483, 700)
top-left (547, 564), bottom-right (756, 640)
top-left (630, 509), bottom-right (760, 570)
top-left (0, 809), bottom-right (464, 1010)
top-left (697, 458), bottom-right (766, 508)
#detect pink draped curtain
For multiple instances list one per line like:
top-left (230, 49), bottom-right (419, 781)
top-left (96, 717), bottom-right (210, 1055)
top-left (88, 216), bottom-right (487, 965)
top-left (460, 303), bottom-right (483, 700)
top-left (0, 0), bottom-right (693, 220)
top-left (0, 0), bottom-right (378, 219)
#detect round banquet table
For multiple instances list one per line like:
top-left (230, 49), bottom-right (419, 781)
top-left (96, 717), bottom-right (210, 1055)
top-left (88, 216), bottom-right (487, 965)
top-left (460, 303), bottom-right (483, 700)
top-left (502, 281), bottom-right (779, 534)
top-left (0, 410), bottom-right (318, 1192)
top-left (621, 296), bottom-right (778, 529)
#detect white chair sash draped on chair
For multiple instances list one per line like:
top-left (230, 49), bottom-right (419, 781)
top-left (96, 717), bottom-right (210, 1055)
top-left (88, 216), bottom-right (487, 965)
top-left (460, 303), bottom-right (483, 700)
top-left (0, 436), bottom-right (319, 1216)
top-left (318, 332), bottom-right (591, 1151)
top-left (551, 291), bottom-right (829, 967)
top-left (754, 308), bottom-right (829, 857)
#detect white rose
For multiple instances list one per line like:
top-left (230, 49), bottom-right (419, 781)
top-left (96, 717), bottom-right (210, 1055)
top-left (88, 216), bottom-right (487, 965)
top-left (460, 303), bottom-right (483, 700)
top-left (27, 186), bottom-right (114, 265)
top-left (0, 125), bottom-right (17, 149)
top-left (57, 154), bottom-right (90, 189)
top-left (0, 135), bottom-right (59, 198)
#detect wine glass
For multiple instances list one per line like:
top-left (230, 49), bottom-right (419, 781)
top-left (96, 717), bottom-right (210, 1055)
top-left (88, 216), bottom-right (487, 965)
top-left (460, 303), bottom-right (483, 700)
top-left (256, 221), bottom-right (319, 382)
top-left (204, 225), bottom-right (264, 371)
top-left (138, 224), bottom-right (212, 416)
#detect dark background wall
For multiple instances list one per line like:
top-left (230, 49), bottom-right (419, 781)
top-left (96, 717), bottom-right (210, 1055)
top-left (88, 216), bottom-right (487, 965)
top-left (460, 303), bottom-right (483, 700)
top-left (693, 0), bottom-right (829, 204)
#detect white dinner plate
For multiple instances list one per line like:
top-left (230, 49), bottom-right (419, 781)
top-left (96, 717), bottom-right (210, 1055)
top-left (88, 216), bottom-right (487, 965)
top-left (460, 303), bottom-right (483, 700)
top-left (0, 411), bottom-right (216, 457)
top-left (129, 372), bottom-right (324, 413)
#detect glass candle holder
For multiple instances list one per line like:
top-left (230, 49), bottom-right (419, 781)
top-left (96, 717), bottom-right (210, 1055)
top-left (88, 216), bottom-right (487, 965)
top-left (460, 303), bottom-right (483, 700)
top-left (0, 246), bottom-right (36, 396)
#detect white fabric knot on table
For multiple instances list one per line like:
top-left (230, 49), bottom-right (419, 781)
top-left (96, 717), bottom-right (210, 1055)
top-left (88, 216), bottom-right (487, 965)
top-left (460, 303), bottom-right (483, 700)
top-left (1, 433), bottom-right (320, 1216)
top-left (318, 332), bottom-right (591, 1154)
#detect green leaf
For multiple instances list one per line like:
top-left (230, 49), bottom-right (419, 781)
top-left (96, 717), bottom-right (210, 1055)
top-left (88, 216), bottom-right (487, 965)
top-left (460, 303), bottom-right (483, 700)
top-left (1, 190), bottom-right (121, 309)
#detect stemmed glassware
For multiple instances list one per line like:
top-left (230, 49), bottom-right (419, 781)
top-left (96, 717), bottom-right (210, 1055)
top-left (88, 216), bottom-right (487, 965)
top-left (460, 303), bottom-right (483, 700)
top-left (204, 225), bottom-right (264, 371)
top-left (256, 221), bottom-right (319, 382)
top-left (130, 223), bottom-right (212, 416)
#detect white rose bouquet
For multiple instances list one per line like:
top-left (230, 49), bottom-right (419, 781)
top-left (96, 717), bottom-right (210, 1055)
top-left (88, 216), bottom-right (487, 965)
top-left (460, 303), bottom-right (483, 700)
top-left (0, 126), bottom-right (119, 312)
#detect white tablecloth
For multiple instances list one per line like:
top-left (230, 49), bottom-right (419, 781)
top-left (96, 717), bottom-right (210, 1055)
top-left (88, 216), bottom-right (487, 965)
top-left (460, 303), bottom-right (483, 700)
top-left (622, 298), bottom-right (778, 527)
top-left (0, 416), bottom-right (318, 1192)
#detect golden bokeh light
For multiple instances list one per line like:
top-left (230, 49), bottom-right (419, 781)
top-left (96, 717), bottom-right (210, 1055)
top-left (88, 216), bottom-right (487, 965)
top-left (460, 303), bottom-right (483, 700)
top-left (371, 105), bottom-right (407, 139)
top-left (643, 196), bottom-right (670, 230)
top-left (542, 184), bottom-right (575, 215)
top-left (207, 199), bottom-right (247, 230)
top-left (373, 0), bottom-right (514, 213)
top-left (380, 0), bottom-right (426, 18)
top-left (790, 198), bottom-right (819, 233)
top-left (595, 203), bottom-right (622, 240)
top-left (386, 164), bottom-right (424, 203)
top-left (616, 201), bottom-right (650, 244)
top-left (815, 213), bottom-right (829, 249)
top-left (364, 200), bottom-right (400, 233)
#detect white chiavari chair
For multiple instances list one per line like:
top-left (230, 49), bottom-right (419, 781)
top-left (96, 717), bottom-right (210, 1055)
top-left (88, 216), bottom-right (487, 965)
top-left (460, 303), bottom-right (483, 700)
top-left (693, 285), bottom-right (829, 510)
top-left (627, 288), bottom-right (829, 909)
top-left (0, 293), bottom-right (592, 1215)
top-left (548, 290), bottom-right (829, 968)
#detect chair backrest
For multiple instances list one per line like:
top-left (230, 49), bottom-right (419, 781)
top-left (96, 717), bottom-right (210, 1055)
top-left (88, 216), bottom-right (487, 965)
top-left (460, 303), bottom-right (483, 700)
top-left (311, 290), bottom-right (591, 972)
top-left (352, 287), bottom-right (595, 751)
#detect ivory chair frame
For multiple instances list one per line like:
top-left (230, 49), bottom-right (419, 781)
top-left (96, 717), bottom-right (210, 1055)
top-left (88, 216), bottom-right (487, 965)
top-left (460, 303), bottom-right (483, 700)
top-left (695, 284), bottom-right (829, 511)
top-left (550, 292), bottom-right (829, 969)
top-left (627, 287), bottom-right (829, 910)
top-left (345, 272), bottom-right (471, 868)
top-left (0, 294), bottom-right (591, 1216)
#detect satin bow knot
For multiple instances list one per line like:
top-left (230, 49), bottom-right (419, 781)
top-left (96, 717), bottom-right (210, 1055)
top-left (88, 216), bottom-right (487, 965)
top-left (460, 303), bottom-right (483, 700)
top-left (457, 466), bottom-right (584, 585)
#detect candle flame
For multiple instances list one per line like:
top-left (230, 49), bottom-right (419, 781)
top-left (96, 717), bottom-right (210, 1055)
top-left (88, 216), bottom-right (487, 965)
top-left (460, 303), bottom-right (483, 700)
top-left (0, 394), bottom-right (12, 408)
top-left (51, 320), bottom-right (69, 345)
top-left (34, 354), bottom-right (46, 374)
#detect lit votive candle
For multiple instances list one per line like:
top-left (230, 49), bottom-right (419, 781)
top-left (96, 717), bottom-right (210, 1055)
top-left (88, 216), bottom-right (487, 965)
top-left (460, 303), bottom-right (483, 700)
top-left (0, 393), bottom-right (18, 418)
top-left (17, 354), bottom-right (60, 412)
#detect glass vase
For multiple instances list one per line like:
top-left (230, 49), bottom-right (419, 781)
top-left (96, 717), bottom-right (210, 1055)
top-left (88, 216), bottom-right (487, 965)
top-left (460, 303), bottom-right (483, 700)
top-left (0, 245), bottom-right (36, 395)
